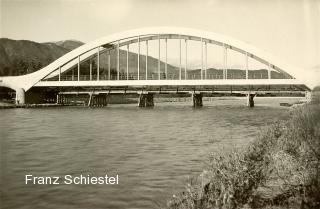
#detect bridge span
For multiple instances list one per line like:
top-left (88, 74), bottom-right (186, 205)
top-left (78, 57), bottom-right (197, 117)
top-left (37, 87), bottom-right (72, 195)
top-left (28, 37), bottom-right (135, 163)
top-left (0, 27), bottom-right (310, 107)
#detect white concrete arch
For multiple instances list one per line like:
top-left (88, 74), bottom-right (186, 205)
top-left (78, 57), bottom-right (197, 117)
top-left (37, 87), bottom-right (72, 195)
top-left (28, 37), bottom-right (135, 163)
top-left (0, 27), bottom-right (309, 92)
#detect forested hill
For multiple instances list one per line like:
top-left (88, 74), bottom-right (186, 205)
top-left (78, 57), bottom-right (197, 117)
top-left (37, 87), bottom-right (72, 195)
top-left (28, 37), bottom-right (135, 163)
top-left (0, 38), bottom-right (180, 77)
top-left (0, 38), bottom-right (279, 79)
top-left (0, 39), bottom-right (84, 76)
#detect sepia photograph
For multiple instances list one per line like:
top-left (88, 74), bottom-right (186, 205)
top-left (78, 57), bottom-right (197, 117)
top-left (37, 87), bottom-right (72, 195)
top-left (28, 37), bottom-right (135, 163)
top-left (0, 0), bottom-right (319, 209)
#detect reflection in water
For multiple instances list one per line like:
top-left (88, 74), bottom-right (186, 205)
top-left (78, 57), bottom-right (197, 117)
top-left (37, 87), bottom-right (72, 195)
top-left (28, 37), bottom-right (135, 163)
top-left (0, 97), bottom-right (301, 209)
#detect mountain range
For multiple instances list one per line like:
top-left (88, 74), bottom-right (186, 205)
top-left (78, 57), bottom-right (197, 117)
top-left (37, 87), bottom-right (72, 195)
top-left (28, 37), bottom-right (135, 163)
top-left (0, 39), bottom-right (83, 76)
top-left (0, 38), bottom-right (282, 80)
top-left (0, 38), bottom-right (180, 77)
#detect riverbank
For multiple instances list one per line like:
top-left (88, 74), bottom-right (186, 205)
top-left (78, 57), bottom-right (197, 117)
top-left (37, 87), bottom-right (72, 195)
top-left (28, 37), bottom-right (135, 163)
top-left (166, 90), bottom-right (320, 209)
top-left (0, 102), bottom-right (73, 109)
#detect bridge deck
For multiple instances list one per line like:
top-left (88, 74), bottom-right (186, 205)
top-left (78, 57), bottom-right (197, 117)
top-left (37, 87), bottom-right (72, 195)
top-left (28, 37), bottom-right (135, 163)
top-left (34, 80), bottom-right (309, 95)
top-left (35, 79), bottom-right (310, 92)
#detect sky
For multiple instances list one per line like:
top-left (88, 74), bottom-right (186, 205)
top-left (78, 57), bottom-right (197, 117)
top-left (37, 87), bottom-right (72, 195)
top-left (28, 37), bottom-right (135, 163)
top-left (1, 0), bottom-right (319, 87)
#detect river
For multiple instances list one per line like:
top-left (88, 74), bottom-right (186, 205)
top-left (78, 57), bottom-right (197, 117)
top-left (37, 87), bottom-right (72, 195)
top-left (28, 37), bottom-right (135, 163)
top-left (0, 97), bottom-right (302, 209)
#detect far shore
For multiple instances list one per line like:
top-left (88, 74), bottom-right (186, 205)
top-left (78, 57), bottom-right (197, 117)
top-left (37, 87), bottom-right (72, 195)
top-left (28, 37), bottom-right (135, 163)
top-left (0, 95), bottom-right (307, 109)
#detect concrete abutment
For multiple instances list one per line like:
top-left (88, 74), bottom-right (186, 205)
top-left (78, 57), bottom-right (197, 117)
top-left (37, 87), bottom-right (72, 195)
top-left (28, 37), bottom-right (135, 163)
top-left (15, 88), bottom-right (25, 105)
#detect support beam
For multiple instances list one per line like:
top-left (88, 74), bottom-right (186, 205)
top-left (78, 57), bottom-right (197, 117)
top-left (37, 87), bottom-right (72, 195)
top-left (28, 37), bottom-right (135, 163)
top-left (127, 45), bottom-right (129, 80)
top-left (246, 93), bottom-right (255, 107)
top-left (223, 44), bottom-right (228, 79)
top-left (201, 37), bottom-right (203, 80)
top-left (89, 59), bottom-right (92, 81)
top-left (105, 96), bottom-right (108, 106)
top-left (185, 39), bottom-right (187, 80)
top-left (59, 66), bottom-right (61, 81)
top-left (101, 94), bottom-right (108, 107)
top-left (179, 35), bottom-right (182, 80)
top-left (15, 88), bottom-right (25, 105)
top-left (138, 36), bottom-right (140, 80)
top-left (59, 94), bottom-right (62, 104)
top-left (268, 63), bottom-right (271, 79)
top-left (222, 44), bottom-right (225, 79)
top-left (138, 93), bottom-right (154, 107)
top-left (146, 40), bottom-right (148, 80)
top-left (108, 52), bottom-right (111, 80)
top-left (158, 34), bottom-right (161, 80)
top-left (225, 46), bottom-right (228, 79)
top-left (91, 95), bottom-right (94, 106)
top-left (66, 96), bottom-right (69, 104)
top-left (77, 55), bottom-right (80, 81)
top-left (205, 41), bottom-right (207, 79)
top-left (88, 92), bottom-right (93, 106)
top-left (117, 41), bottom-right (120, 80)
top-left (192, 93), bottom-right (203, 107)
top-left (97, 47), bottom-right (100, 81)
top-left (245, 52), bottom-right (248, 79)
top-left (165, 38), bottom-right (168, 79)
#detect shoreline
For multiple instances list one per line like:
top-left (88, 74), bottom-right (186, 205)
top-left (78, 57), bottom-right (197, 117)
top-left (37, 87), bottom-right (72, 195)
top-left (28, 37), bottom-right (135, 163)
top-left (0, 103), bottom-right (74, 109)
top-left (0, 96), bottom-right (307, 109)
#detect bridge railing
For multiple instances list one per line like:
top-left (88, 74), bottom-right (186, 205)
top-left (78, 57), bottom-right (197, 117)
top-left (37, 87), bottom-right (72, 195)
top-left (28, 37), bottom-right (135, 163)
top-left (42, 73), bottom-right (224, 81)
top-left (41, 70), bottom-right (287, 82)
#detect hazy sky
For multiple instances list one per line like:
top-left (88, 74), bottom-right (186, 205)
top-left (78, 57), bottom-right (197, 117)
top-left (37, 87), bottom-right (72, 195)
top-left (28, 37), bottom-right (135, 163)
top-left (1, 0), bottom-right (319, 86)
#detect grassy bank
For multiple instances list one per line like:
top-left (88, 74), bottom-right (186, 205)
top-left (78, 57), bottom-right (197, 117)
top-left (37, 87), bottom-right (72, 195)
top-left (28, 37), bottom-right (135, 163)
top-left (166, 90), bottom-right (320, 209)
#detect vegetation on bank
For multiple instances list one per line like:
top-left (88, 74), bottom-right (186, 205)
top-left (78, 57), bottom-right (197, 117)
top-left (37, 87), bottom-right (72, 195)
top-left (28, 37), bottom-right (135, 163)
top-left (166, 89), bottom-right (320, 209)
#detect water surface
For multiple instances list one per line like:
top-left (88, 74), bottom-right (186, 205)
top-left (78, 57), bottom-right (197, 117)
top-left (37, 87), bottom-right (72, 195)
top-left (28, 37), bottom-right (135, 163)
top-left (0, 97), bottom-right (301, 209)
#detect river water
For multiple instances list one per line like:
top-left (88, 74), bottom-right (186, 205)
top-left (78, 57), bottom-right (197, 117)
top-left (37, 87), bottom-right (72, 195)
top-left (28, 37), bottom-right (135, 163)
top-left (0, 97), bottom-right (301, 209)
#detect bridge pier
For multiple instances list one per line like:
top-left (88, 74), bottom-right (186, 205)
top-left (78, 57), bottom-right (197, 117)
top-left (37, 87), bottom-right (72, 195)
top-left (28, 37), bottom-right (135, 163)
top-left (90, 94), bottom-right (108, 107)
top-left (246, 93), bottom-right (255, 107)
top-left (56, 93), bottom-right (108, 107)
top-left (63, 94), bottom-right (67, 104)
top-left (15, 88), bottom-right (25, 105)
top-left (56, 94), bottom-right (65, 104)
top-left (59, 94), bottom-right (67, 104)
top-left (64, 95), bottom-right (69, 104)
top-left (192, 93), bottom-right (203, 107)
top-left (139, 93), bottom-right (154, 107)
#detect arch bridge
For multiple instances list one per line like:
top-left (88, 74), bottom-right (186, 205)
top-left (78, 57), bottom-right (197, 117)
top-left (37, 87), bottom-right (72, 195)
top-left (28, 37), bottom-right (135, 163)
top-left (0, 27), bottom-right (310, 107)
